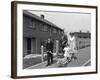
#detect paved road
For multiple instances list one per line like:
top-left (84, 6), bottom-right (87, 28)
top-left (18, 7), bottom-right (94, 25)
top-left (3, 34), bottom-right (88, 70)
top-left (66, 47), bottom-right (91, 67)
top-left (26, 47), bottom-right (91, 69)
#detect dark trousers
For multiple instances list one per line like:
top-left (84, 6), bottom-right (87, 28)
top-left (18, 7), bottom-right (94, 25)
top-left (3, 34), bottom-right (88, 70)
top-left (47, 52), bottom-right (53, 65)
top-left (71, 53), bottom-right (77, 60)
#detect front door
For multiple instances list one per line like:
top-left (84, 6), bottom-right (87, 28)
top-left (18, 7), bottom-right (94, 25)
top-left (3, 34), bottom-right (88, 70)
top-left (27, 38), bottom-right (31, 54)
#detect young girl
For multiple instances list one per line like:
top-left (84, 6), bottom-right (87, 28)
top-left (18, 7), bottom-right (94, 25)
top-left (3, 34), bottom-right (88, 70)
top-left (63, 44), bottom-right (72, 63)
top-left (57, 44), bottom-right (71, 67)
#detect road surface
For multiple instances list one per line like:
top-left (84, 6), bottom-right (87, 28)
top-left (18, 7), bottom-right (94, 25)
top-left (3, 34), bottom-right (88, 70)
top-left (26, 47), bottom-right (91, 69)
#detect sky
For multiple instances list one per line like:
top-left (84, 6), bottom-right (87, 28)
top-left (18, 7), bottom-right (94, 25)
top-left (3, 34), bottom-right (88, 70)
top-left (28, 10), bottom-right (91, 33)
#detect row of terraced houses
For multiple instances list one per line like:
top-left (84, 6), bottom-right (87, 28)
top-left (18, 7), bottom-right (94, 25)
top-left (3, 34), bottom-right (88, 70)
top-left (23, 10), bottom-right (91, 56)
top-left (23, 10), bottom-right (64, 56)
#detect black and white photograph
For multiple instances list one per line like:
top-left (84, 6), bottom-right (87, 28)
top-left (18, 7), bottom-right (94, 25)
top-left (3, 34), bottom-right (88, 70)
top-left (23, 10), bottom-right (91, 69)
top-left (11, 1), bottom-right (97, 78)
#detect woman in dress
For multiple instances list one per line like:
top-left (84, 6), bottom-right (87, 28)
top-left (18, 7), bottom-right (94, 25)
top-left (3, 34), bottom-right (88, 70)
top-left (68, 33), bottom-right (77, 61)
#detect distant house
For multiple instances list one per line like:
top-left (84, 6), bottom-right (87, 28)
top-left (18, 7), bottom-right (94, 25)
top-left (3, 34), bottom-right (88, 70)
top-left (70, 32), bottom-right (91, 50)
top-left (23, 10), bottom-right (64, 56)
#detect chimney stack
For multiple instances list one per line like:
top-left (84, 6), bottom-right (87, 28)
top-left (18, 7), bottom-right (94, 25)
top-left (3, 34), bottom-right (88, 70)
top-left (40, 14), bottom-right (45, 19)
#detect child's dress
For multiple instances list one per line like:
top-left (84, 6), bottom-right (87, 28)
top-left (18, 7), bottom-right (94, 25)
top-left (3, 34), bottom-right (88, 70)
top-left (63, 47), bottom-right (71, 58)
top-left (57, 47), bottom-right (71, 67)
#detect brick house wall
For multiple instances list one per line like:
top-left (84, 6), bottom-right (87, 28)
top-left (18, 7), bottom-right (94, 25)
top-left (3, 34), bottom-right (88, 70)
top-left (23, 11), bottom-right (64, 56)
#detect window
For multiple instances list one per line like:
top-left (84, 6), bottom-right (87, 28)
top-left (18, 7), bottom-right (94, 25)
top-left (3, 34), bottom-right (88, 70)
top-left (38, 22), bottom-right (42, 27)
top-left (29, 19), bottom-right (36, 28)
top-left (53, 28), bottom-right (57, 33)
top-left (44, 25), bottom-right (48, 31)
top-left (58, 30), bottom-right (61, 34)
top-left (41, 40), bottom-right (47, 52)
top-left (41, 24), bottom-right (48, 31)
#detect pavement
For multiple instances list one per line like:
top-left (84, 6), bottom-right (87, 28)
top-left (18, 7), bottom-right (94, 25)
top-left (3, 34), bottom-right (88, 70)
top-left (24, 53), bottom-right (57, 59)
top-left (25, 47), bottom-right (91, 69)
top-left (23, 53), bottom-right (57, 69)
top-left (26, 57), bottom-right (58, 69)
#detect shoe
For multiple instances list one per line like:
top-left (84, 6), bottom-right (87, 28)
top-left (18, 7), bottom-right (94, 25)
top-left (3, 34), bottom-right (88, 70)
top-left (68, 59), bottom-right (71, 62)
top-left (46, 64), bottom-right (50, 66)
top-left (51, 62), bottom-right (53, 64)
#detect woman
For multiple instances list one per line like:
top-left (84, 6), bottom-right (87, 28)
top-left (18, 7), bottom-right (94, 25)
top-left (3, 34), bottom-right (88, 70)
top-left (68, 33), bottom-right (77, 61)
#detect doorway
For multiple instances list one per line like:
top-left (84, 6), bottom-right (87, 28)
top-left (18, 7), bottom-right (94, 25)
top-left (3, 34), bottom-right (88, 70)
top-left (27, 38), bottom-right (31, 54)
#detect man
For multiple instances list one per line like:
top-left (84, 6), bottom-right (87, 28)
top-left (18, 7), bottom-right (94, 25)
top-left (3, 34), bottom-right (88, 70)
top-left (59, 35), bottom-right (68, 54)
top-left (46, 38), bottom-right (54, 66)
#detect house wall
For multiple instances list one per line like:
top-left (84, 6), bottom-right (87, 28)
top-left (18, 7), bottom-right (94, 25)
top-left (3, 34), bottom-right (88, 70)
top-left (31, 38), bottom-right (36, 54)
top-left (23, 14), bottom-right (63, 55)
top-left (23, 38), bottom-right (27, 56)
top-left (75, 37), bottom-right (91, 50)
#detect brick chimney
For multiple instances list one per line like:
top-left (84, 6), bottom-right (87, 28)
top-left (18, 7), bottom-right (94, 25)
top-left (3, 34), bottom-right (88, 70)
top-left (40, 14), bottom-right (45, 19)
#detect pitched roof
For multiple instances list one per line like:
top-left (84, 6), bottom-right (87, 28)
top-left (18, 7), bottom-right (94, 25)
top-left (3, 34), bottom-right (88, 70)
top-left (70, 32), bottom-right (91, 38)
top-left (23, 10), bottom-right (63, 31)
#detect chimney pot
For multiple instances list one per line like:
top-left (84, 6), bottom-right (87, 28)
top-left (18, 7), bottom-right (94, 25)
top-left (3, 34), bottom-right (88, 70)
top-left (40, 14), bottom-right (45, 19)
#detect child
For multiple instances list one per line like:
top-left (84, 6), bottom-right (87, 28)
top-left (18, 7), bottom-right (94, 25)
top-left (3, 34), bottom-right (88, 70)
top-left (63, 44), bottom-right (72, 63)
top-left (57, 44), bottom-right (71, 67)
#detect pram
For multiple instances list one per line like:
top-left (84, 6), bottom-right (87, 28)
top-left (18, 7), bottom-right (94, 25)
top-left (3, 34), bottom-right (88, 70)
top-left (57, 47), bottom-right (72, 67)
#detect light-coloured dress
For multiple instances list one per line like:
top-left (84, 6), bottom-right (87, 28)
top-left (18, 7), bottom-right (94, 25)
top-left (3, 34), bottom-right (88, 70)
top-left (69, 36), bottom-right (77, 54)
top-left (63, 47), bottom-right (71, 58)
